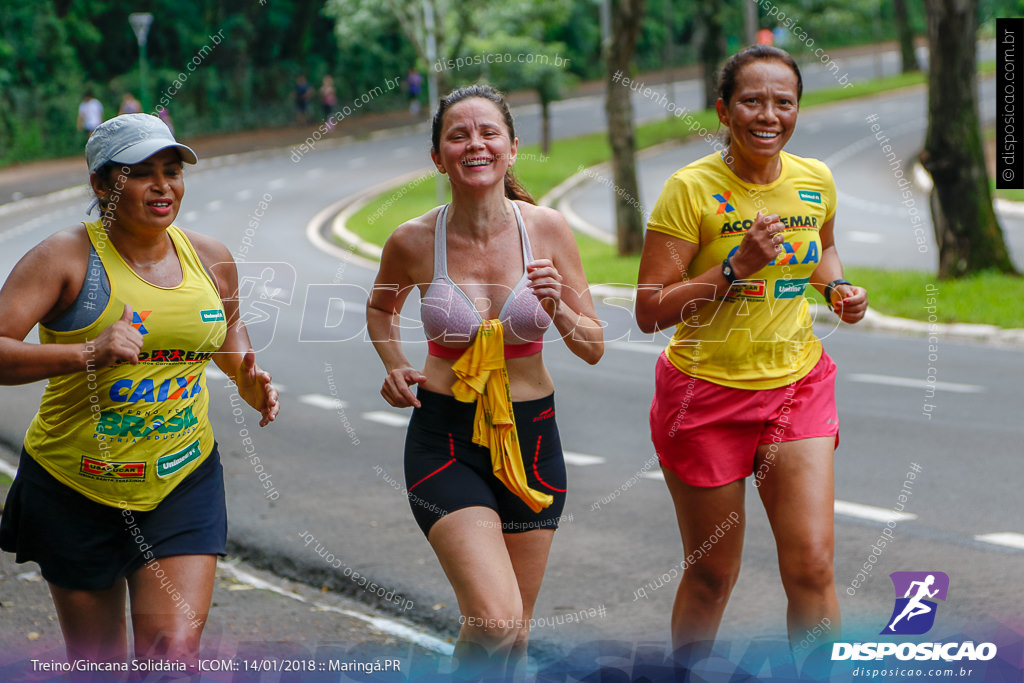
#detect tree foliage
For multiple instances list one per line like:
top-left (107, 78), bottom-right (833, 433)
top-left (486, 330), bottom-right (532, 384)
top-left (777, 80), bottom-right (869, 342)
top-left (2, 0), bottom-right (985, 166)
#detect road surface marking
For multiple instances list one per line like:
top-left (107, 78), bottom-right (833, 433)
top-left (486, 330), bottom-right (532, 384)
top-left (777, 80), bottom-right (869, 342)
top-left (363, 411), bottom-right (410, 428)
top-left (268, 178), bottom-right (287, 189)
top-left (298, 394), bottom-right (348, 410)
top-left (0, 458), bottom-right (17, 479)
top-left (563, 452), bottom-right (606, 466)
top-left (834, 500), bottom-right (917, 524)
top-left (218, 562), bottom-right (453, 655)
top-left (975, 532), bottom-right (1024, 550)
top-left (608, 342), bottom-right (664, 355)
top-left (848, 230), bottom-right (884, 243)
top-left (236, 189), bottom-right (252, 200)
top-left (348, 156), bottom-right (367, 168)
top-left (206, 200), bottom-right (223, 211)
top-left (848, 374), bottom-right (984, 394)
top-left (640, 471), bottom-right (665, 481)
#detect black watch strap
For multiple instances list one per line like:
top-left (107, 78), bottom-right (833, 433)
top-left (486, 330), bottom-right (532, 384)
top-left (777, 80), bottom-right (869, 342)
top-left (722, 257), bottom-right (738, 285)
top-left (824, 278), bottom-right (852, 309)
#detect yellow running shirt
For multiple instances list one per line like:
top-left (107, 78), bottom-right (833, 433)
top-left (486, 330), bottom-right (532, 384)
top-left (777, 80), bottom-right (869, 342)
top-left (646, 151), bottom-right (836, 389)
top-left (23, 221), bottom-right (227, 510)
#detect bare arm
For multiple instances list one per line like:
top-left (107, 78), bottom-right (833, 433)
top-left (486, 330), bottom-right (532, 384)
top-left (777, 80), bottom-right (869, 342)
top-left (635, 212), bottom-right (785, 333)
top-left (366, 226), bottom-right (427, 408)
top-left (524, 206), bottom-right (603, 364)
top-left (0, 230), bottom-right (142, 385)
top-left (808, 215), bottom-right (867, 325)
top-left (187, 230), bottom-right (279, 426)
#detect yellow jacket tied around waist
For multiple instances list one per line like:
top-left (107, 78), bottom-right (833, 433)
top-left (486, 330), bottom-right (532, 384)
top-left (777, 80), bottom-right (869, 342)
top-left (450, 320), bottom-right (553, 513)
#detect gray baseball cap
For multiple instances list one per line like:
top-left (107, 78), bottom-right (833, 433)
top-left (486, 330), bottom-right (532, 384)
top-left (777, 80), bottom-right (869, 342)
top-left (85, 113), bottom-right (198, 173)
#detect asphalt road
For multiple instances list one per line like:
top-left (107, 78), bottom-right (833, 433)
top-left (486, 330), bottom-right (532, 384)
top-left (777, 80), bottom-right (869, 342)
top-left (0, 44), bottom-right (1021, 675)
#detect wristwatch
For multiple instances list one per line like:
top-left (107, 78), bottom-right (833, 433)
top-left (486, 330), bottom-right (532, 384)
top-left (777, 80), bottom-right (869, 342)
top-left (824, 278), bottom-right (852, 310)
top-left (722, 256), bottom-right (738, 285)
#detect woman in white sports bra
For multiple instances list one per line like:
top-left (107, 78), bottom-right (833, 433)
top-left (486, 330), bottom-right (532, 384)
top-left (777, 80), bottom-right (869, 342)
top-left (367, 85), bottom-right (603, 679)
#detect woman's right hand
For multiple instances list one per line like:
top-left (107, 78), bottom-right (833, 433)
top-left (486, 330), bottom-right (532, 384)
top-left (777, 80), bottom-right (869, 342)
top-left (381, 367), bottom-right (427, 408)
top-left (88, 304), bottom-right (144, 369)
top-left (730, 211), bottom-right (786, 278)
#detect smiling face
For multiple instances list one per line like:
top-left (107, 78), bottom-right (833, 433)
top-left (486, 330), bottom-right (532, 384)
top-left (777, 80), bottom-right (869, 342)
top-left (716, 59), bottom-right (799, 170)
top-left (93, 148), bottom-right (184, 231)
top-left (430, 97), bottom-right (517, 191)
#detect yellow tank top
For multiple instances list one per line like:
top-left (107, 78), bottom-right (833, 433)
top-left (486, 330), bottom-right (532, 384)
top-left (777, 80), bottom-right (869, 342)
top-left (24, 221), bottom-right (227, 510)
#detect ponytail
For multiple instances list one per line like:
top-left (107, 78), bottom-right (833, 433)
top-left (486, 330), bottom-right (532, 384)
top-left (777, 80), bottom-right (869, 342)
top-left (504, 170), bottom-right (535, 204)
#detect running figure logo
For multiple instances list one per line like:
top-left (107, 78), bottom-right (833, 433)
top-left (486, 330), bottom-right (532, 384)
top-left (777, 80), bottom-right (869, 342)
top-left (881, 571), bottom-right (949, 635)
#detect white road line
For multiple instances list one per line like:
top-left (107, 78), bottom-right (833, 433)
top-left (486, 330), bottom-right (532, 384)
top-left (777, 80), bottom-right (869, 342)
top-left (236, 189), bottom-right (252, 201)
top-left (298, 394), bottom-right (348, 410)
top-left (183, 211), bottom-right (198, 223)
top-left (834, 500), bottom-right (917, 524)
top-left (0, 458), bottom-right (17, 479)
top-left (392, 146), bottom-right (413, 157)
top-left (847, 230), bottom-right (884, 243)
top-left (218, 562), bottom-right (453, 655)
top-left (975, 532), bottom-right (1024, 551)
top-left (206, 200), bottom-right (223, 211)
top-left (363, 411), bottom-right (410, 428)
top-left (305, 168), bottom-right (324, 178)
top-left (608, 341), bottom-right (664, 355)
top-left (847, 374), bottom-right (984, 394)
top-left (348, 156), bottom-right (367, 168)
top-left (640, 471), bottom-right (665, 481)
top-left (267, 178), bottom-right (287, 189)
top-left (563, 452), bottom-right (606, 466)
top-left (206, 367), bottom-right (227, 380)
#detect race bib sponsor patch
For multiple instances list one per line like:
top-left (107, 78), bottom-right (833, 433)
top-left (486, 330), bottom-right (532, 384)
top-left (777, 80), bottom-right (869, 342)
top-left (157, 439), bottom-right (203, 478)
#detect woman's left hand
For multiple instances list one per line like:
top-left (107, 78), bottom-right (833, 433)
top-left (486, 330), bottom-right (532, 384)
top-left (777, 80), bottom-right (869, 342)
top-left (830, 285), bottom-right (868, 325)
top-left (236, 349), bottom-right (280, 426)
top-left (527, 258), bottom-right (563, 319)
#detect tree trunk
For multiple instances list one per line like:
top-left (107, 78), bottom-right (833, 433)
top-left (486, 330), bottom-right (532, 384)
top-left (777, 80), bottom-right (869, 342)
top-left (894, 0), bottom-right (920, 73)
top-left (921, 0), bottom-right (1017, 277)
top-left (604, 0), bottom-right (647, 257)
top-left (540, 98), bottom-right (551, 155)
top-left (695, 0), bottom-right (724, 110)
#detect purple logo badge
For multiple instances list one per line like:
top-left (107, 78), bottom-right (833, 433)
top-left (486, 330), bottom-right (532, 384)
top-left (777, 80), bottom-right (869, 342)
top-left (881, 571), bottom-right (949, 635)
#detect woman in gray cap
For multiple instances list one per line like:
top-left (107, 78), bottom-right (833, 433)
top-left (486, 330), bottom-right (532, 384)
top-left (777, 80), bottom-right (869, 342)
top-left (0, 113), bottom-right (279, 669)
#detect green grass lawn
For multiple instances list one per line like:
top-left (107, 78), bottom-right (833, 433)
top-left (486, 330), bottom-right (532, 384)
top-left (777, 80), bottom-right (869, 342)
top-left (832, 268), bottom-right (1024, 327)
top-left (344, 65), bottom-right (1023, 329)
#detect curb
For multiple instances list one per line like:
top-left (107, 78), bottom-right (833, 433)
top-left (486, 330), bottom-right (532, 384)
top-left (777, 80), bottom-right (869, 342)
top-left (540, 139), bottom-right (686, 246)
top-left (327, 168), bottom-right (436, 260)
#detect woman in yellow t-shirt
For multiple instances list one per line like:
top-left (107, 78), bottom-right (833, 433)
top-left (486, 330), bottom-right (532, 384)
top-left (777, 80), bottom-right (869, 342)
top-left (636, 46), bottom-right (868, 653)
top-left (0, 114), bottom-right (279, 669)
